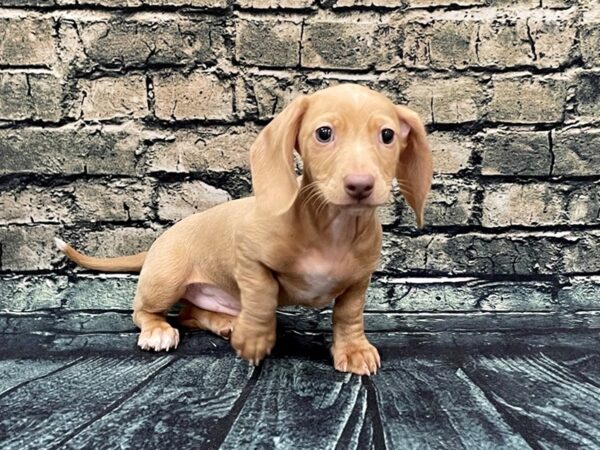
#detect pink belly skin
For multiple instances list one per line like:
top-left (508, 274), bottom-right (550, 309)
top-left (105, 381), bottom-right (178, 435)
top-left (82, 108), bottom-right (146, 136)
top-left (183, 283), bottom-right (241, 316)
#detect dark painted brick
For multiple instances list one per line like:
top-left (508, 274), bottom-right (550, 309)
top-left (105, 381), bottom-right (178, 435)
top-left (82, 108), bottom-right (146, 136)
top-left (235, 19), bottom-right (302, 67)
top-left (480, 131), bottom-right (552, 176)
top-left (553, 129), bottom-right (600, 176)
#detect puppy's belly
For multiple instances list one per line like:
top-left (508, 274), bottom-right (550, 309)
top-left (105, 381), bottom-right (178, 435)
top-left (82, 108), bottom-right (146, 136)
top-left (183, 283), bottom-right (241, 316)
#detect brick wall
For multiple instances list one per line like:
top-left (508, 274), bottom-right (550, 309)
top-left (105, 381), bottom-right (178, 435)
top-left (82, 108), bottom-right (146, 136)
top-left (0, 0), bottom-right (599, 333)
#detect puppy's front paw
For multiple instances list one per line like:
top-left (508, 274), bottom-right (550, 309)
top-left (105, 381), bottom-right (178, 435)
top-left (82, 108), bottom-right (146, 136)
top-left (138, 324), bottom-right (179, 352)
top-left (332, 339), bottom-right (381, 376)
top-left (230, 317), bottom-right (276, 366)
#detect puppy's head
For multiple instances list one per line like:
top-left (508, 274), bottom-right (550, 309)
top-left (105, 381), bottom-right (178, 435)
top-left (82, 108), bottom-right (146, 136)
top-left (250, 84), bottom-right (433, 227)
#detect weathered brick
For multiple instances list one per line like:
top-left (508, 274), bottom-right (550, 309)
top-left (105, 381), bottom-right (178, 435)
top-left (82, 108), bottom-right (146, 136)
top-left (407, 0), bottom-right (483, 6)
top-left (236, 0), bottom-right (313, 7)
top-left (487, 76), bottom-right (566, 123)
top-left (247, 75), bottom-right (305, 120)
top-left (552, 129), bottom-right (600, 176)
top-left (381, 231), bottom-right (600, 275)
top-left (540, 0), bottom-right (575, 8)
top-left (482, 183), bottom-right (599, 227)
top-left (78, 75), bottom-right (148, 121)
top-left (486, 0), bottom-right (539, 7)
top-left (403, 20), bottom-right (478, 70)
top-left (384, 180), bottom-right (477, 227)
top-left (480, 131), bottom-right (551, 176)
top-left (0, 276), bottom-right (65, 311)
top-left (153, 72), bottom-right (233, 121)
top-left (0, 225), bottom-right (60, 271)
top-left (478, 14), bottom-right (575, 69)
top-left (79, 227), bottom-right (162, 259)
top-left (0, 181), bottom-right (152, 225)
top-left (575, 72), bottom-right (600, 118)
top-left (241, 73), bottom-right (380, 120)
top-left (477, 19), bottom-right (534, 67)
top-left (406, 77), bottom-right (484, 124)
top-left (429, 132), bottom-right (473, 175)
top-left (145, 126), bottom-right (257, 174)
top-left (70, 180), bottom-right (153, 222)
top-left (334, 0), bottom-right (405, 6)
top-left (77, 17), bottom-right (222, 70)
top-left (367, 278), bottom-right (555, 312)
top-left (0, 0), bottom-right (56, 6)
top-left (0, 18), bottom-right (56, 66)
top-left (75, 0), bottom-right (227, 6)
top-left (236, 19), bottom-right (301, 67)
top-left (580, 12), bottom-right (600, 67)
top-left (0, 187), bottom-right (70, 225)
top-left (527, 14), bottom-right (577, 68)
top-left (0, 125), bottom-right (144, 176)
top-left (402, 12), bottom-right (575, 70)
top-left (302, 21), bottom-right (394, 70)
top-left (157, 181), bottom-right (231, 221)
top-left (0, 72), bottom-right (64, 122)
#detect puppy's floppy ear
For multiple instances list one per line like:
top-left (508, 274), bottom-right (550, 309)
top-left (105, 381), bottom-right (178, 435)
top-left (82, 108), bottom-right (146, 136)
top-left (250, 95), bottom-right (309, 216)
top-left (395, 106), bottom-right (433, 228)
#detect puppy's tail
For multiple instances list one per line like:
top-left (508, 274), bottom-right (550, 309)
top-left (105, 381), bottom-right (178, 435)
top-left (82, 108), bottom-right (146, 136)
top-left (54, 237), bottom-right (147, 272)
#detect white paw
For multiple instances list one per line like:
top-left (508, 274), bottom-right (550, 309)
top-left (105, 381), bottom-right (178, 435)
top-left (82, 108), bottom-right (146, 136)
top-left (138, 326), bottom-right (180, 352)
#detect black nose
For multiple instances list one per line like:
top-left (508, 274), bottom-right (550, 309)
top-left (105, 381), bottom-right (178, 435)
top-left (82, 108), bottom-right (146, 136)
top-left (344, 174), bottom-right (375, 200)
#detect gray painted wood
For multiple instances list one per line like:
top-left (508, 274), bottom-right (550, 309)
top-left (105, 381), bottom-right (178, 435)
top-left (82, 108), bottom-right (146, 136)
top-left (220, 358), bottom-right (370, 450)
top-left (277, 308), bottom-right (600, 333)
top-left (0, 355), bottom-right (173, 449)
top-left (558, 352), bottom-right (600, 385)
top-left (0, 358), bottom-right (79, 397)
top-left (372, 357), bottom-right (531, 449)
top-left (464, 353), bottom-right (600, 449)
top-left (61, 356), bottom-right (254, 449)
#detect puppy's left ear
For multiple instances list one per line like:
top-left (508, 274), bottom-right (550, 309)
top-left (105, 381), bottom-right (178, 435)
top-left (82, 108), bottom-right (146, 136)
top-left (395, 106), bottom-right (433, 228)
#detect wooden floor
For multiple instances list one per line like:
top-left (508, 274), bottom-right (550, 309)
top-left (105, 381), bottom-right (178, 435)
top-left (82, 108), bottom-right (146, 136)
top-left (1, 330), bottom-right (600, 449)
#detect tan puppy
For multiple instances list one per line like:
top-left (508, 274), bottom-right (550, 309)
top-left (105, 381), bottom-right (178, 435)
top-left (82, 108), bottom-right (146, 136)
top-left (56, 84), bottom-right (432, 375)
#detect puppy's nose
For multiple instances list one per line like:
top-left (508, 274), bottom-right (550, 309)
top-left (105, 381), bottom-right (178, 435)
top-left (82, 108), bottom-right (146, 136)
top-left (344, 174), bottom-right (375, 200)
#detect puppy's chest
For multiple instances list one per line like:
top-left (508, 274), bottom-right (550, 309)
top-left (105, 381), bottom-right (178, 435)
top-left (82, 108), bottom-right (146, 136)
top-left (278, 249), bottom-right (353, 306)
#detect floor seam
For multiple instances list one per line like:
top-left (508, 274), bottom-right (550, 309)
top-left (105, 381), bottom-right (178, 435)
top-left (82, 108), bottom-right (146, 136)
top-left (48, 355), bottom-right (179, 450)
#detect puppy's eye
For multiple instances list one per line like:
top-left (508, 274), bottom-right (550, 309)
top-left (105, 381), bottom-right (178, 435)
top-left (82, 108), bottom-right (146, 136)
top-left (315, 126), bottom-right (333, 143)
top-left (381, 128), bottom-right (395, 145)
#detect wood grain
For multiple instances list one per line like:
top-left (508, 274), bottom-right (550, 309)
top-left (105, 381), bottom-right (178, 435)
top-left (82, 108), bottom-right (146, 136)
top-left (371, 357), bottom-right (531, 449)
top-left (220, 358), bottom-right (371, 450)
top-left (0, 355), bottom-right (173, 449)
top-left (464, 353), bottom-right (600, 449)
top-left (0, 357), bottom-right (79, 398)
top-left (61, 355), bottom-right (254, 449)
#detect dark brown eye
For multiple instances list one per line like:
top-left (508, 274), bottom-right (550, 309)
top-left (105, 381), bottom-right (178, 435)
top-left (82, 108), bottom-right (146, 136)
top-left (316, 126), bottom-right (333, 143)
top-left (381, 128), bottom-right (395, 144)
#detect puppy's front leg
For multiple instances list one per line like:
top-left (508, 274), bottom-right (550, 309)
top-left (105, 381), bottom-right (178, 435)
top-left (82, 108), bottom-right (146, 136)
top-left (231, 259), bottom-right (278, 366)
top-left (331, 278), bottom-right (381, 376)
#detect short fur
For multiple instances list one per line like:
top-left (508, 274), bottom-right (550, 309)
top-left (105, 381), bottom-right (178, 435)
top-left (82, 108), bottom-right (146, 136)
top-left (57, 84), bottom-right (433, 375)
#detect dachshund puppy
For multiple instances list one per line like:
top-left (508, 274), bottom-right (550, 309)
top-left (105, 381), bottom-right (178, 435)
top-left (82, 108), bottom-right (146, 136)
top-left (56, 83), bottom-right (432, 375)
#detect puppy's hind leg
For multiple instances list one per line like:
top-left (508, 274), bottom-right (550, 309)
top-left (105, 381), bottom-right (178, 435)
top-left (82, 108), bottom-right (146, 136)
top-left (133, 275), bottom-right (186, 352)
top-left (179, 302), bottom-right (236, 340)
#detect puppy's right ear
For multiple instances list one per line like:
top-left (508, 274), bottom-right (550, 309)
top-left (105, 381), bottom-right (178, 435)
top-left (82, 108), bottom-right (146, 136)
top-left (250, 95), bottom-right (309, 216)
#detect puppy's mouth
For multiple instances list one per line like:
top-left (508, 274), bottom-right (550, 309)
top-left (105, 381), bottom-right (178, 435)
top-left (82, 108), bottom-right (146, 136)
top-left (334, 200), bottom-right (382, 210)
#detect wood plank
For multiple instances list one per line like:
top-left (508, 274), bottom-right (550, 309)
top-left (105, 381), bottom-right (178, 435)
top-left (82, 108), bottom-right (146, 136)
top-left (277, 308), bottom-right (600, 333)
top-left (372, 357), bottom-right (531, 449)
top-left (61, 355), bottom-right (254, 449)
top-left (0, 355), bottom-right (173, 449)
top-left (551, 352), bottom-right (600, 386)
top-left (0, 358), bottom-right (79, 397)
top-left (464, 353), bottom-right (600, 449)
top-left (220, 359), bottom-right (370, 450)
